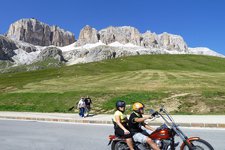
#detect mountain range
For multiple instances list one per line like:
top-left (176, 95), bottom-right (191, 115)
top-left (0, 18), bottom-right (224, 72)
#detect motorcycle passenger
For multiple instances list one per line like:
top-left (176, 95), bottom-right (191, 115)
top-left (113, 100), bottom-right (134, 150)
top-left (128, 102), bottom-right (160, 150)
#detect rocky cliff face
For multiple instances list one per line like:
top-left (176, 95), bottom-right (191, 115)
top-left (50, 25), bottom-right (75, 46)
top-left (159, 32), bottom-right (188, 51)
top-left (37, 47), bottom-right (66, 62)
top-left (141, 31), bottom-right (159, 48)
top-left (99, 26), bottom-right (141, 45)
top-left (7, 18), bottom-right (75, 46)
top-left (76, 25), bottom-right (188, 52)
top-left (76, 25), bottom-right (99, 46)
top-left (0, 35), bottom-right (17, 60)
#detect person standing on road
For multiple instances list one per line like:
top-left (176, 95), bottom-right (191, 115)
top-left (84, 96), bottom-right (92, 117)
top-left (129, 102), bottom-right (160, 150)
top-left (77, 97), bottom-right (86, 118)
top-left (113, 100), bottom-right (134, 150)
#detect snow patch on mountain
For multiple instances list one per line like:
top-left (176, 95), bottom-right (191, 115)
top-left (58, 42), bottom-right (77, 52)
top-left (58, 41), bottom-right (106, 52)
top-left (76, 40), bottom-right (106, 49)
top-left (188, 47), bottom-right (225, 57)
top-left (12, 49), bottom-right (40, 65)
top-left (109, 42), bottom-right (141, 48)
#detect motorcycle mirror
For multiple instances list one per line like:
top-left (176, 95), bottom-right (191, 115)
top-left (149, 109), bottom-right (155, 115)
top-left (160, 105), bottom-right (164, 112)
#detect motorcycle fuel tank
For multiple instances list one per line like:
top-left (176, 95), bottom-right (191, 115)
top-left (150, 128), bottom-right (171, 140)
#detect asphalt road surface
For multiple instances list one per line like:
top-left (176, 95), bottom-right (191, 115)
top-left (0, 119), bottom-right (224, 150)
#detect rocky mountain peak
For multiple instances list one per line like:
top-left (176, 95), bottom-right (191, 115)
top-left (158, 32), bottom-right (188, 51)
top-left (6, 18), bottom-right (75, 47)
top-left (76, 25), bottom-right (99, 46)
top-left (98, 26), bottom-right (141, 45)
top-left (141, 31), bottom-right (159, 48)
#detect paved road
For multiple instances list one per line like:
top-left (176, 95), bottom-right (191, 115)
top-left (0, 119), bottom-right (224, 150)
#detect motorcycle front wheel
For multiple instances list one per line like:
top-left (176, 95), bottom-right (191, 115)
top-left (114, 141), bottom-right (129, 150)
top-left (182, 139), bottom-right (214, 150)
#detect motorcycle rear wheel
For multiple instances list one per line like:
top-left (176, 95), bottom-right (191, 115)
top-left (111, 141), bottom-right (116, 150)
top-left (114, 141), bottom-right (129, 150)
top-left (182, 139), bottom-right (214, 150)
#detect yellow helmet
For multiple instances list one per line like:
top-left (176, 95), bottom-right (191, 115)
top-left (132, 102), bottom-right (144, 112)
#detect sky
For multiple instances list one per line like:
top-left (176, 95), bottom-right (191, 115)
top-left (1, 0), bottom-right (225, 55)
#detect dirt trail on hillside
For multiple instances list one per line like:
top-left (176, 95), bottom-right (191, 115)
top-left (161, 93), bottom-right (190, 112)
top-left (160, 93), bottom-right (211, 113)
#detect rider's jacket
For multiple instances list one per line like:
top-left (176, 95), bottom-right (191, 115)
top-left (113, 110), bottom-right (127, 124)
top-left (128, 111), bottom-right (145, 135)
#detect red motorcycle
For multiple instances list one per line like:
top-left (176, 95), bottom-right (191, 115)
top-left (108, 106), bottom-right (214, 150)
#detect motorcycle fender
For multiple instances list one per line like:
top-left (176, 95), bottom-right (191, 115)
top-left (108, 140), bottom-right (112, 146)
top-left (108, 135), bottom-right (116, 145)
top-left (107, 135), bottom-right (126, 145)
top-left (108, 135), bottom-right (116, 140)
top-left (180, 137), bottom-right (200, 150)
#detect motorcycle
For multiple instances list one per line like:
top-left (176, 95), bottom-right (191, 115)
top-left (108, 106), bottom-right (214, 150)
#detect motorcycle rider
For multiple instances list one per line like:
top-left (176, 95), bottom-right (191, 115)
top-left (128, 102), bottom-right (160, 150)
top-left (113, 100), bottom-right (134, 150)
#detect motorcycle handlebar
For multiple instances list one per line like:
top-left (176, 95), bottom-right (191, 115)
top-left (149, 106), bottom-right (165, 117)
top-left (149, 109), bottom-right (158, 117)
top-left (149, 106), bottom-right (176, 127)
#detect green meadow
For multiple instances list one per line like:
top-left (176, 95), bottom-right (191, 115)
top-left (0, 54), bottom-right (225, 114)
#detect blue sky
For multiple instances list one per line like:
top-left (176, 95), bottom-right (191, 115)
top-left (1, 0), bottom-right (225, 55)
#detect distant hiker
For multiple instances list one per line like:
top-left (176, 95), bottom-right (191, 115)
top-left (84, 96), bottom-right (92, 117)
top-left (77, 97), bottom-right (86, 118)
top-left (112, 51), bottom-right (116, 58)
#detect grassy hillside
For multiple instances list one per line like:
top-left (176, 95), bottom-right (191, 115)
top-left (0, 58), bottom-right (63, 73)
top-left (0, 54), bottom-right (225, 114)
